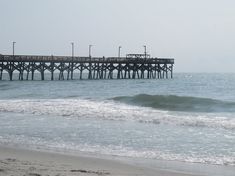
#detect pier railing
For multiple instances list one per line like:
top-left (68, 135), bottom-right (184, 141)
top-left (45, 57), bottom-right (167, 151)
top-left (0, 54), bottom-right (174, 64)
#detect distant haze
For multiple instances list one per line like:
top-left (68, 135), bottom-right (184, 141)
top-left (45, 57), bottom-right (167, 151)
top-left (1, 0), bottom-right (235, 72)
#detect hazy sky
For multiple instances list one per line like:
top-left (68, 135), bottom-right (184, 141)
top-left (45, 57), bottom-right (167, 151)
top-left (1, 0), bottom-right (235, 72)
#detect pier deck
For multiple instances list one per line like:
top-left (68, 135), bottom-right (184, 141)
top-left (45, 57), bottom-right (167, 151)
top-left (0, 54), bottom-right (174, 80)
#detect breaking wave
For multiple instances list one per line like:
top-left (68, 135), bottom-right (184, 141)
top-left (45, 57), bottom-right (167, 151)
top-left (0, 98), bottom-right (235, 130)
top-left (112, 94), bottom-right (235, 113)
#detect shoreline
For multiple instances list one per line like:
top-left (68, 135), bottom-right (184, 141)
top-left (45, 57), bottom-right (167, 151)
top-left (0, 145), bottom-right (204, 176)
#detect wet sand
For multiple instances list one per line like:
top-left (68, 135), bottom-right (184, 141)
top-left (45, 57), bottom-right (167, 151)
top-left (0, 145), bottom-right (202, 176)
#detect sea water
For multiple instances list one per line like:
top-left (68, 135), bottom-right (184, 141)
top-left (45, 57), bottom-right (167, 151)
top-left (0, 73), bottom-right (234, 170)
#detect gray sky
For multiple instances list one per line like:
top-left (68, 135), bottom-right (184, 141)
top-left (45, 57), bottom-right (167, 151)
top-left (1, 0), bottom-right (235, 72)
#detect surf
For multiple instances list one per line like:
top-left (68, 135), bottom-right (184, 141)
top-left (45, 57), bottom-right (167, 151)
top-left (0, 98), bottom-right (235, 130)
top-left (112, 94), bottom-right (235, 113)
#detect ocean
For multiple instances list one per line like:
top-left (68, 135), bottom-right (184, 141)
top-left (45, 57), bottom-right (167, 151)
top-left (0, 73), bottom-right (234, 170)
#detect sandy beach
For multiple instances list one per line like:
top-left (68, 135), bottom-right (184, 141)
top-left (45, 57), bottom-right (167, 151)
top-left (0, 145), bottom-right (203, 176)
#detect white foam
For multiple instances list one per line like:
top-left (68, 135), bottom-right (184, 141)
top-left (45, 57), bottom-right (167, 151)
top-left (0, 99), bottom-right (235, 130)
top-left (1, 134), bottom-right (234, 166)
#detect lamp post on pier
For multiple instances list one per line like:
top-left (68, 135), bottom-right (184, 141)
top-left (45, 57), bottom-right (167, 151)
top-left (89, 45), bottom-right (93, 57)
top-left (13, 41), bottom-right (16, 56)
top-left (71, 42), bottom-right (74, 58)
top-left (143, 45), bottom-right (147, 59)
top-left (118, 46), bottom-right (122, 58)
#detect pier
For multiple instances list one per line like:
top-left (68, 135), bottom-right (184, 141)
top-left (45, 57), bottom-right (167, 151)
top-left (0, 54), bottom-right (174, 81)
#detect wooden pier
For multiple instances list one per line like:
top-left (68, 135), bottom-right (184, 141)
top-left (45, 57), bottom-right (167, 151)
top-left (0, 54), bottom-right (174, 81)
